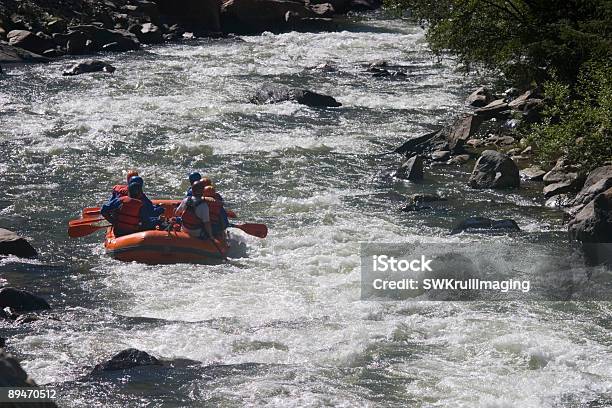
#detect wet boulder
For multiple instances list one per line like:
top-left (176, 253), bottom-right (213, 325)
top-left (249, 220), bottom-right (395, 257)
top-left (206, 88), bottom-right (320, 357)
top-left (0, 287), bottom-right (50, 312)
top-left (451, 217), bottom-right (520, 235)
top-left (447, 114), bottom-right (482, 152)
top-left (568, 187), bottom-right (612, 243)
top-left (63, 60), bottom-right (116, 76)
top-left (447, 154), bottom-right (470, 165)
top-left (221, 0), bottom-right (316, 33)
top-left (92, 348), bottom-right (162, 373)
top-left (7, 30), bottom-right (55, 55)
top-left (468, 150), bottom-right (520, 189)
top-left (0, 229), bottom-right (37, 258)
top-left (250, 83), bottom-right (341, 107)
top-left (395, 155), bottom-right (424, 182)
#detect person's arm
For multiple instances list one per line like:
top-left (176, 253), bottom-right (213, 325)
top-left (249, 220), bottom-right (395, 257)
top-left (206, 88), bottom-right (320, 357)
top-left (101, 197), bottom-right (121, 221)
top-left (197, 202), bottom-right (214, 238)
top-left (175, 198), bottom-right (187, 216)
top-left (185, 187), bottom-right (193, 197)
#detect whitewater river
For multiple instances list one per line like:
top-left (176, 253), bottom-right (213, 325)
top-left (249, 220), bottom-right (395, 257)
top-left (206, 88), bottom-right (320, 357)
top-left (1, 14), bottom-right (611, 408)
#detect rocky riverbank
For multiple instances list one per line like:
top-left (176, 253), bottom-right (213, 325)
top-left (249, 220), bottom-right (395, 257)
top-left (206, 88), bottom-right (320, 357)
top-left (393, 84), bottom-right (612, 263)
top-left (0, 0), bottom-right (381, 64)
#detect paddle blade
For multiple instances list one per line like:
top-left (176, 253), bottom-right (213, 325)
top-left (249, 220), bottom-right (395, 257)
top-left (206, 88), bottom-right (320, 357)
top-left (82, 207), bottom-right (101, 218)
top-left (68, 223), bottom-right (109, 238)
top-left (69, 217), bottom-right (105, 227)
top-left (232, 223), bottom-right (268, 238)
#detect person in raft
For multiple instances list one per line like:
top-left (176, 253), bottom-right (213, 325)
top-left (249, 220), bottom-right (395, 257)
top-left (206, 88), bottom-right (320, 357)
top-left (101, 182), bottom-right (162, 237)
top-left (176, 180), bottom-right (214, 240)
top-left (185, 172), bottom-right (212, 197)
top-left (203, 185), bottom-right (229, 238)
top-left (110, 171), bottom-right (164, 218)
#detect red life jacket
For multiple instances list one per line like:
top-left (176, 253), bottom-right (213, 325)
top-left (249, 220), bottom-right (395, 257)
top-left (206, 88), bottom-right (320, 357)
top-left (180, 198), bottom-right (206, 230)
top-left (204, 197), bottom-right (223, 224)
top-left (112, 184), bottom-right (129, 197)
top-left (114, 196), bottom-right (143, 233)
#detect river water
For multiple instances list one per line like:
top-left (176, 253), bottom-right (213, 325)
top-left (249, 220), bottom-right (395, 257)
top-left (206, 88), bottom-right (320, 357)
top-left (1, 14), bottom-right (611, 408)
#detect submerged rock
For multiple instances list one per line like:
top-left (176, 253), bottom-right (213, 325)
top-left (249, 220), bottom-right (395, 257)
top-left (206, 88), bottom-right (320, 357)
top-left (250, 83), bottom-right (341, 107)
top-left (63, 60), bottom-right (116, 76)
top-left (395, 155), bottom-right (424, 182)
top-left (0, 229), bottom-right (37, 258)
top-left (0, 287), bottom-right (50, 312)
top-left (92, 348), bottom-right (162, 373)
top-left (468, 150), bottom-right (520, 189)
top-left (451, 217), bottom-right (520, 235)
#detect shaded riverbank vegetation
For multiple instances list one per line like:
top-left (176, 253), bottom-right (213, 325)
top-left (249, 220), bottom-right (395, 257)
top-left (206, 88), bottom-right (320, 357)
top-left (385, 0), bottom-right (612, 170)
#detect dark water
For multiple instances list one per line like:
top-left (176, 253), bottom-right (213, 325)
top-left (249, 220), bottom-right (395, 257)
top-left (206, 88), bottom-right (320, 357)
top-left (1, 15), bottom-right (610, 408)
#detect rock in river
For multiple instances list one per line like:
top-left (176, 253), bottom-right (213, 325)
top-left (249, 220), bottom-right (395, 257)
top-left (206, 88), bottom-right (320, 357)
top-left (0, 228), bottom-right (37, 257)
top-left (92, 348), bottom-right (162, 373)
top-left (250, 83), bottom-right (341, 107)
top-left (468, 150), bottom-right (520, 189)
top-left (395, 155), bottom-right (424, 182)
top-left (63, 60), bottom-right (116, 76)
top-left (0, 287), bottom-right (50, 312)
top-left (451, 217), bottom-right (520, 235)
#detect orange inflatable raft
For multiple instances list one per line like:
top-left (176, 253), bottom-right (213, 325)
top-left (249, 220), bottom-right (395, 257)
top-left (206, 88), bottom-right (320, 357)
top-left (104, 199), bottom-right (229, 265)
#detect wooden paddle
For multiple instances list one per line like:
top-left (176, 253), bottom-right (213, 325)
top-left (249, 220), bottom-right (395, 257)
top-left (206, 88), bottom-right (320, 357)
top-left (69, 217), bottom-right (105, 226)
top-left (229, 223), bottom-right (268, 238)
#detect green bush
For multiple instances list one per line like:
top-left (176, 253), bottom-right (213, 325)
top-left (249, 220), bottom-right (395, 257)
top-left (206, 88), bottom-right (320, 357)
top-left (527, 63), bottom-right (612, 170)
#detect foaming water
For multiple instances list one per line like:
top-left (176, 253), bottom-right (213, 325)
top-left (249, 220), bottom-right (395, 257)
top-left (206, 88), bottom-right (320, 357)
top-left (1, 14), bottom-right (610, 408)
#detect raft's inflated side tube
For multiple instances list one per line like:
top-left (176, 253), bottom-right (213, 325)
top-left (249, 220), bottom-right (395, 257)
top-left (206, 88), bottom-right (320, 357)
top-left (104, 200), bottom-right (229, 265)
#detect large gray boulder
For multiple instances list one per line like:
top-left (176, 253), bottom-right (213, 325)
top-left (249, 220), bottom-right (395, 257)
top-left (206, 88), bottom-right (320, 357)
top-left (0, 229), bottom-right (37, 258)
top-left (0, 287), bottom-right (50, 312)
top-left (7, 30), bottom-right (54, 55)
top-left (569, 165), bottom-right (612, 210)
top-left (0, 43), bottom-right (50, 63)
top-left (250, 83), bottom-right (341, 107)
top-left (468, 150), bottom-right (520, 189)
top-left (568, 187), bottom-right (612, 243)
